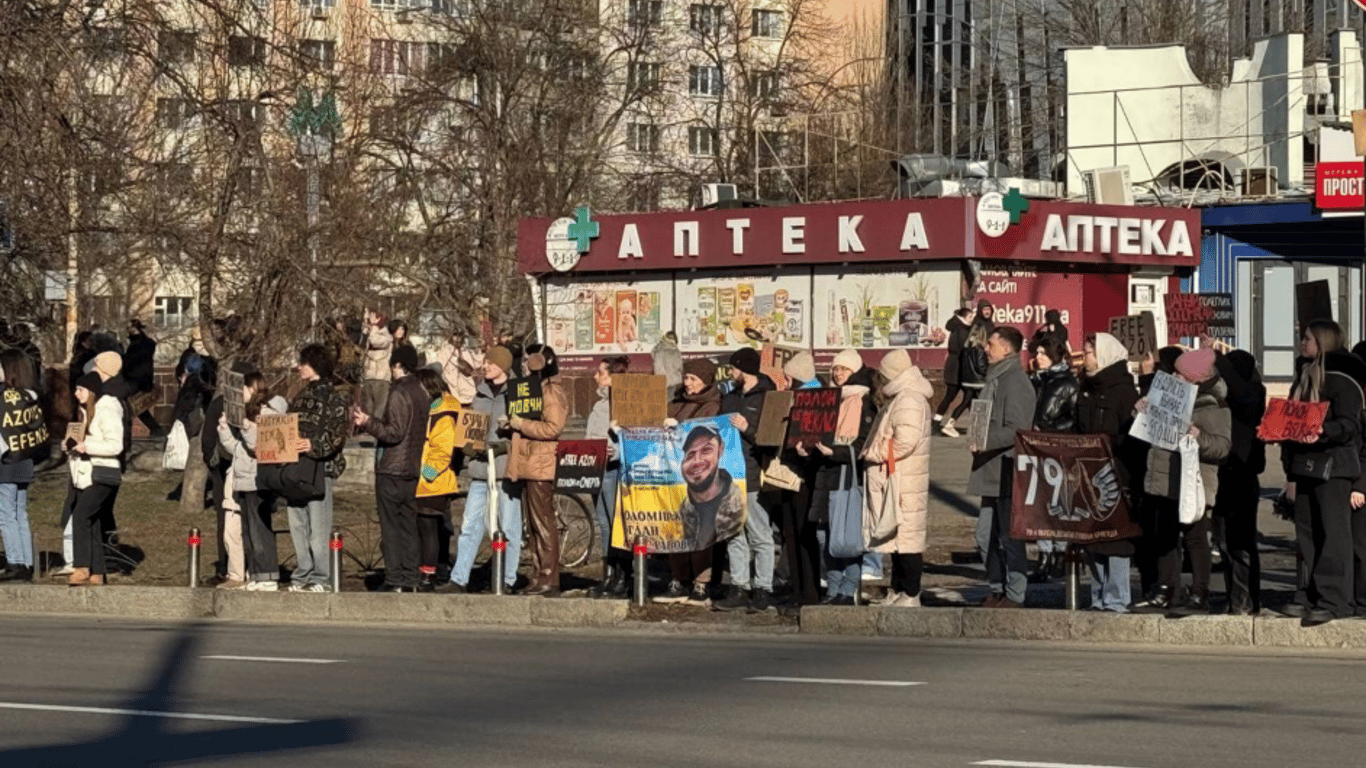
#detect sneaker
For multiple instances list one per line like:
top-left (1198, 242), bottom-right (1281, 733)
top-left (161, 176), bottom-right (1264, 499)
top-left (654, 579), bottom-right (689, 603)
top-left (436, 581), bottom-right (467, 594)
top-left (301, 583), bottom-right (327, 593)
top-left (939, 418), bottom-right (960, 437)
top-left (286, 583), bottom-right (305, 592)
top-left (712, 586), bottom-right (751, 612)
top-left (216, 579), bottom-right (247, 590)
top-left (687, 582), bottom-right (711, 606)
top-left (50, 565), bottom-right (75, 577)
top-left (886, 592), bottom-right (921, 608)
top-left (748, 588), bottom-right (776, 613)
top-left (245, 580), bottom-right (278, 592)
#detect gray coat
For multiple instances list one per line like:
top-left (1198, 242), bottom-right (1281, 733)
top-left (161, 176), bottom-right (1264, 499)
top-left (967, 356), bottom-right (1037, 498)
top-left (467, 380), bottom-right (511, 482)
top-left (1144, 377), bottom-right (1231, 508)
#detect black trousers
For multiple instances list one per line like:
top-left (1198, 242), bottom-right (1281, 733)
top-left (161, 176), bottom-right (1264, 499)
top-left (777, 487), bottom-right (821, 606)
top-left (377, 475), bottom-right (421, 588)
top-left (72, 484), bottom-right (115, 574)
top-left (1149, 496), bottom-right (1212, 599)
top-left (891, 553), bottom-right (924, 597)
top-left (935, 383), bottom-right (963, 418)
top-left (950, 387), bottom-right (979, 420)
top-left (1213, 461), bottom-right (1261, 612)
top-left (237, 490), bottom-right (278, 582)
top-left (417, 512), bottom-right (442, 573)
top-left (1294, 476), bottom-right (1353, 615)
top-left (1351, 506), bottom-right (1366, 616)
top-left (207, 462), bottom-right (228, 578)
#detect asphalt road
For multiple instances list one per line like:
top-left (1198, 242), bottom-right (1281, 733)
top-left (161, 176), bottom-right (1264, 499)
top-left (1, 616), bottom-right (1361, 768)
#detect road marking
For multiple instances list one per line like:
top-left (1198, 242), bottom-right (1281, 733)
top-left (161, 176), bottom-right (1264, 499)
top-left (0, 702), bottom-right (302, 724)
top-left (973, 761), bottom-right (1149, 768)
top-left (978, 754), bottom-right (1147, 759)
top-left (744, 676), bottom-right (925, 687)
top-left (201, 655), bottom-right (345, 664)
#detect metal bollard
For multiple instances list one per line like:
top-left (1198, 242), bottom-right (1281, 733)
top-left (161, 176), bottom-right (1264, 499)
top-left (491, 532), bottom-right (507, 596)
top-left (632, 536), bottom-right (649, 606)
top-left (1064, 545), bottom-right (1082, 611)
top-left (187, 527), bottom-right (201, 588)
top-left (329, 529), bottom-right (344, 593)
top-left (852, 564), bottom-right (862, 607)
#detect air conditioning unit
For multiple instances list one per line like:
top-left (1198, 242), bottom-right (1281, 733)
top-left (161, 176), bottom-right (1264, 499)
top-left (1083, 166), bottom-right (1134, 205)
top-left (1242, 166), bottom-right (1278, 196)
top-left (701, 183), bottom-right (737, 206)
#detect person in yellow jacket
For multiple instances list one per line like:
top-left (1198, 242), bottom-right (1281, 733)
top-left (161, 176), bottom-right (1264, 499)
top-left (415, 370), bottom-right (459, 591)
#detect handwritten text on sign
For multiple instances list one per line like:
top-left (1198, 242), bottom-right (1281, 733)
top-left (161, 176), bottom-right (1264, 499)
top-left (1257, 398), bottom-right (1329, 443)
top-left (1165, 293), bottom-right (1234, 341)
top-left (255, 413), bottom-right (300, 465)
top-left (1128, 371), bottom-right (1196, 451)
top-left (611, 374), bottom-right (668, 427)
top-left (784, 388), bottom-right (840, 450)
top-left (506, 377), bottom-right (543, 420)
top-left (454, 410), bottom-right (490, 452)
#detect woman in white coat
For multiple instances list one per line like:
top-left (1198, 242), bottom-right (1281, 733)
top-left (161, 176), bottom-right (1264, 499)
top-left (68, 371), bottom-right (124, 586)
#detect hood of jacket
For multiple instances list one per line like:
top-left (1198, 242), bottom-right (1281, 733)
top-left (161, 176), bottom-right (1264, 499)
top-left (882, 364), bottom-right (934, 401)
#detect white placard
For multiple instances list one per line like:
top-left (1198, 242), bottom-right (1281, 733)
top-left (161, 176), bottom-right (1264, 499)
top-left (1129, 371), bottom-right (1197, 451)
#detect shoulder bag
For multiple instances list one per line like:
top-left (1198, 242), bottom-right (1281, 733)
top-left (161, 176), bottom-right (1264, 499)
top-left (827, 446), bottom-right (865, 558)
top-left (863, 437), bottom-right (899, 549)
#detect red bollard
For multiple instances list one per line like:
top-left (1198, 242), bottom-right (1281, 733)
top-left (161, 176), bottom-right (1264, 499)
top-left (187, 527), bottom-right (202, 587)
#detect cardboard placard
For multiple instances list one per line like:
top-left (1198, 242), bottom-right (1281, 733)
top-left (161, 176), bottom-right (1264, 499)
top-left (454, 409), bottom-right (490, 452)
top-left (506, 377), bottom-right (543, 420)
top-left (760, 343), bottom-right (804, 390)
top-left (784, 387), bottom-right (840, 450)
top-left (1165, 293), bottom-right (1235, 341)
top-left (756, 390), bottom-right (794, 447)
top-left (1010, 431), bottom-right (1141, 543)
top-left (1257, 398), bottom-right (1329, 443)
top-left (128, 389), bottom-right (159, 417)
top-left (1108, 312), bottom-right (1158, 361)
top-left (64, 420), bottom-right (86, 447)
top-left (611, 374), bottom-right (668, 427)
top-left (1128, 370), bottom-right (1197, 451)
top-left (222, 369), bottom-right (245, 427)
top-left (255, 413), bottom-right (299, 464)
top-left (555, 439), bottom-right (608, 493)
top-left (966, 399), bottom-right (993, 452)
top-left (1296, 280), bottom-right (1335, 330)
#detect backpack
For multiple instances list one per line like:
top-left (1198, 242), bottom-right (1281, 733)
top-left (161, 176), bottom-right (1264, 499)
top-left (0, 386), bottom-right (48, 463)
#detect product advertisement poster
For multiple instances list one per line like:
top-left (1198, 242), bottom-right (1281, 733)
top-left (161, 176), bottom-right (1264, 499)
top-left (610, 416), bottom-right (748, 554)
top-left (542, 277), bottom-right (672, 355)
top-left (812, 266), bottom-right (957, 350)
top-left (675, 272), bottom-right (811, 353)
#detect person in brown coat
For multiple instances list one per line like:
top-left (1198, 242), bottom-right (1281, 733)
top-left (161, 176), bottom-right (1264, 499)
top-left (862, 349), bottom-right (935, 607)
top-left (660, 358), bottom-right (724, 604)
top-left (506, 344), bottom-right (570, 596)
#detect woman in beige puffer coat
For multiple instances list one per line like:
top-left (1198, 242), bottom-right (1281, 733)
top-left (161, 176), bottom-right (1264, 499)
top-left (862, 349), bottom-right (934, 607)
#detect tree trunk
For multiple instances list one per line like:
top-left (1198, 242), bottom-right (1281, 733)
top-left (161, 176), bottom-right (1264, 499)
top-left (178, 440), bottom-right (209, 517)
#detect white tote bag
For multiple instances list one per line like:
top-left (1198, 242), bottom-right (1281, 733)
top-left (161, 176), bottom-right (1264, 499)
top-left (863, 438), bottom-right (900, 549)
top-left (1176, 433), bottom-right (1204, 524)
top-left (162, 421), bottom-right (189, 471)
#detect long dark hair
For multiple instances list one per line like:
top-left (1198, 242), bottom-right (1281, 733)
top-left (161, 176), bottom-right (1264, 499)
top-left (243, 372), bottom-right (269, 421)
top-left (414, 368), bottom-right (448, 403)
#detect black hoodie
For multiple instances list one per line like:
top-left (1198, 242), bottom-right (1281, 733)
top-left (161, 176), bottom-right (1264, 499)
top-left (721, 373), bottom-right (775, 486)
top-left (1282, 351), bottom-right (1366, 481)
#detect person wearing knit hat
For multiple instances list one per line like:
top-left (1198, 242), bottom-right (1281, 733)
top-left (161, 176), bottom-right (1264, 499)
top-left (878, 348), bottom-right (912, 382)
top-left (74, 371), bottom-right (104, 397)
top-left (729, 347), bottom-right (760, 377)
top-left (832, 349), bottom-right (863, 374)
top-left (716, 344), bottom-right (778, 613)
top-left (505, 342), bottom-right (570, 596)
top-left (389, 345), bottom-right (419, 376)
top-left (91, 351), bottom-right (122, 381)
top-left (67, 366), bottom-right (125, 587)
top-left (682, 358), bottom-right (716, 388)
top-left (664, 357), bottom-right (725, 603)
top-left (1174, 347), bottom-right (1216, 384)
top-left (783, 351), bottom-right (818, 388)
top-left (484, 345), bottom-right (514, 376)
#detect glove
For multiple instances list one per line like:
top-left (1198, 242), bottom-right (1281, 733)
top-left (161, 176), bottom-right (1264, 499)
top-left (662, 418), bottom-right (679, 428)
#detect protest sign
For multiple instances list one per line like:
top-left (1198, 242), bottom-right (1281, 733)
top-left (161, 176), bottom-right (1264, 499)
top-left (1257, 398), bottom-right (1329, 443)
top-left (0, 387), bottom-right (47, 461)
top-left (453, 409), bottom-right (490, 452)
top-left (611, 374), bottom-right (668, 427)
top-left (1108, 312), bottom-right (1158, 361)
top-left (760, 343), bottom-right (804, 390)
top-left (966, 399), bottom-right (993, 451)
top-left (64, 420), bottom-right (86, 447)
top-left (756, 390), bottom-right (794, 447)
top-left (555, 439), bottom-right (608, 493)
top-left (1296, 280), bottom-right (1335, 330)
top-left (255, 413), bottom-right (299, 464)
top-left (611, 416), bottom-right (747, 554)
top-left (1165, 292), bottom-right (1235, 341)
top-left (1128, 370), bottom-right (1197, 451)
top-left (506, 377), bottom-right (543, 420)
top-left (418, 396), bottom-right (462, 498)
top-left (223, 369), bottom-right (245, 427)
top-left (128, 390), bottom-right (159, 419)
top-left (1010, 431), bottom-right (1141, 543)
top-left (784, 387), bottom-right (840, 450)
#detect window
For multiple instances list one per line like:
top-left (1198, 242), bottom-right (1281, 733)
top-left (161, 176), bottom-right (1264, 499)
top-left (233, 166), bottom-right (263, 202)
top-left (627, 61), bottom-right (660, 93)
top-left (370, 39), bottom-right (425, 75)
top-left (689, 4), bottom-right (723, 34)
top-left (156, 98), bottom-right (195, 129)
top-left (748, 70), bottom-right (778, 99)
top-left (688, 125), bottom-right (718, 156)
top-left (627, 176), bottom-right (661, 211)
top-left (87, 26), bottom-right (126, 60)
top-left (228, 35), bottom-right (266, 67)
top-left (688, 65), bottom-right (722, 96)
top-left (626, 122), bottom-right (659, 153)
top-left (370, 0), bottom-right (425, 8)
top-left (628, 0), bottom-right (661, 27)
top-left (82, 158), bottom-right (123, 197)
top-left (223, 100), bottom-right (263, 133)
top-left (431, 0), bottom-right (469, 15)
top-left (427, 42), bottom-right (460, 75)
top-left (299, 0), bottom-right (336, 9)
top-left (157, 30), bottom-right (196, 65)
top-left (154, 296), bottom-right (196, 331)
top-left (299, 39), bottom-right (336, 71)
top-left (751, 9), bottom-right (782, 37)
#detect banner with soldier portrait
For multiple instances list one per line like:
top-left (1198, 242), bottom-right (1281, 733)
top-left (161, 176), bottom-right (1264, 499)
top-left (1010, 431), bottom-right (1141, 543)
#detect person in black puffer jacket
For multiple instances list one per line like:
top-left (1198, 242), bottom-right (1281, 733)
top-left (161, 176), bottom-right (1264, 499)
top-left (934, 308), bottom-right (973, 429)
top-left (942, 313), bottom-right (991, 437)
top-left (1279, 320), bottom-right (1366, 624)
top-left (1211, 349), bottom-right (1266, 615)
top-left (1027, 334), bottom-right (1078, 580)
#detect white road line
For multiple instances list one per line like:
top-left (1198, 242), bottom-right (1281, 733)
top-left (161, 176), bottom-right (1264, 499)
top-left (0, 702), bottom-right (302, 724)
top-left (973, 761), bottom-right (1149, 768)
top-left (978, 754), bottom-right (1147, 759)
top-left (744, 676), bottom-right (925, 687)
top-left (201, 655), bottom-right (345, 664)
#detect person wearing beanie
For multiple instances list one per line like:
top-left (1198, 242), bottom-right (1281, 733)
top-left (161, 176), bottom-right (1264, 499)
top-left (715, 346), bottom-right (778, 613)
top-left (361, 310), bottom-right (394, 419)
top-left (662, 358), bottom-right (725, 604)
top-left (352, 330), bottom-right (429, 592)
top-left (89, 349), bottom-right (134, 556)
top-left (1131, 342), bottom-right (1231, 616)
top-left (783, 351), bottom-right (819, 389)
top-left (967, 325), bottom-right (1036, 608)
top-left (68, 369), bottom-right (124, 586)
top-left (775, 350), bottom-right (824, 609)
top-left (506, 343), bottom-right (570, 596)
top-left (90, 351), bottom-right (122, 381)
top-left (832, 349), bottom-right (863, 375)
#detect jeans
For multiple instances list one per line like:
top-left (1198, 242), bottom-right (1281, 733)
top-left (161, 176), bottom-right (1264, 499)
top-left (726, 491), bottom-right (776, 591)
top-left (0, 483), bottom-right (33, 568)
top-left (1089, 556), bottom-right (1131, 612)
top-left (592, 467), bottom-right (619, 558)
top-left (451, 479), bottom-right (523, 588)
top-left (816, 529), bottom-right (860, 599)
top-left (861, 551), bottom-right (883, 579)
top-left (985, 495), bottom-right (1028, 604)
top-left (63, 518), bottom-right (73, 563)
top-left (975, 503), bottom-right (999, 590)
top-left (286, 478), bottom-right (335, 587)
top-left (238, 491), bottom-right (278, 583)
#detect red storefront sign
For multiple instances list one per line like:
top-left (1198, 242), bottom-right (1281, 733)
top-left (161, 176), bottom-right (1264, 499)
top-left (1315, 162), bottom-right (1364, 210)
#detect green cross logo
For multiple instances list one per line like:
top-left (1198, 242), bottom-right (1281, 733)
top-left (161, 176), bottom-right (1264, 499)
top-left (287, 88), bottom-right (342, 137)
top-left (1002, 187), bottom-right (1030, 224)
top-left (566, 205), bottom-right (599, 253)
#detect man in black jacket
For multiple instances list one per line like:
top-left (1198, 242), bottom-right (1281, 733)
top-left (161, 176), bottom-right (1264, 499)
top-left (714, 347), bottom-right (777, 613)
top-left (287, 344), bottom-right (351, 592)
top-left (124, 320), bottom-right (162, 437)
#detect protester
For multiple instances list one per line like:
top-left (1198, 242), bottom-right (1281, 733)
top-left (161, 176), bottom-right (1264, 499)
top-left (353, 345), bottom-right (427, 592)
top-left (1027, 334), bottom-right (1079, 582)
top-left (390, 319), bottom-right (423, 367)
top-left (1030, 309), bottom-right (1069, 360)
top-left (969, 326), bottom-right (1036, 608)
top-left (202, 368), bottom-right (233, 583)
top-left (588, 355), bottom-right (631, 600)
top-left (0, 349), bottom-right (42, 582)
top-left (715, 346), bottom-right (777, 613)
top-left (506, 343), bottom-right (569, 597)
top-left (89, 351), bottom-right (131, 558)
top-left (442, 346), bottom-right (523, 594)
top-left (934, 308), bottom-right (973, 432)
top-left (286, 344), bottom-right (351, 593)
top-left (1074, 333), bottom-right (1139, 612)
top-left (1212, 349), bottom-right (1266, 615)
top-left (862, 349), bottom-right (934, 607)
top-left (652, 331), bottom-right (683, 401)
top-left (413, 368), bottom-right (454, 591)
top-left (661, 358), bottom-right (723, 604)
top-left (774, 351), bottom-right (823, 609)
top-left (218, 373), bottom-right (285, 591)
top-left (943, 310), bottom-right (991, 437)
top-left (67, 371), bottom-right (123, 587)
top-left (1278, 320), bottom-right (1364, 624)
top-left (1131, 348), bottom-right (1230, 615)
top-left (124, 319), bottom-right (161, 436)
top-left (361, 311), bottom-right (394, 417)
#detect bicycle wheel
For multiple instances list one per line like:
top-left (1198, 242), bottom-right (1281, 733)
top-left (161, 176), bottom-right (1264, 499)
top-left (555, 491), bottom-right (595, 569)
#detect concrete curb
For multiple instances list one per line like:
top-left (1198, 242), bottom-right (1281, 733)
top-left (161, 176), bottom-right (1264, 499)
top-left (801, 606), bottom-right (1366, 649)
